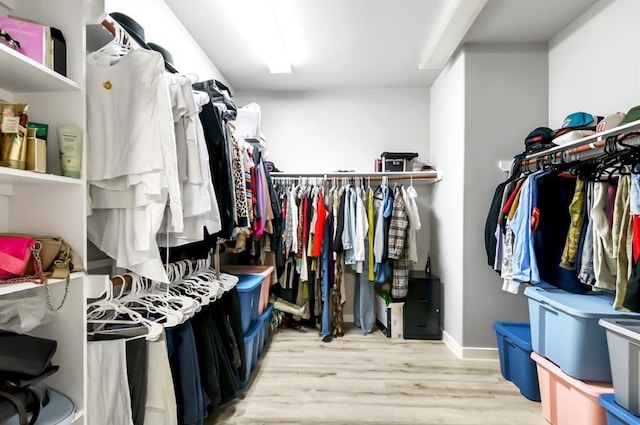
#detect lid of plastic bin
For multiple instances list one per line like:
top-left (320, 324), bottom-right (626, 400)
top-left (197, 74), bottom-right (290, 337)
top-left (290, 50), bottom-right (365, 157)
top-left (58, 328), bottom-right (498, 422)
top-left (598, 394), bottom-right (640, 424)
top-left (524, 287), bottom-right (640, 318)
top-left (235, 274), bottom-right (264, 293)
top-left (221, 265), bottom-right (274, 278)
top-left (492, 322), bottom-right (533, 351)
top-left (598, 318), bottom-right (640, 340)
top-left (6, 387), bottom-right (75, 425)
top-left (244, 317), bottom-right (262, 340)
top-left (259, 303), bottom-right (274, 320)
top-left (530, 352), bottom-right (614, 396)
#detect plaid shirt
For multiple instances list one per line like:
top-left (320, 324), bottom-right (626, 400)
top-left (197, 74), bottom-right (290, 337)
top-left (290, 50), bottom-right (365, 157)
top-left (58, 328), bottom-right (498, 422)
top-left (388, 186), bottom-right (410, 298)
top-left (388, 186), bottom-right (408, 260)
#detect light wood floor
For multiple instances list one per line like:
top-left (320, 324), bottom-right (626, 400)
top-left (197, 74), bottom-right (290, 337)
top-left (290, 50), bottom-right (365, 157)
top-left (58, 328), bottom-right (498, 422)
top-left (206, 325), bottom-right (546, 425)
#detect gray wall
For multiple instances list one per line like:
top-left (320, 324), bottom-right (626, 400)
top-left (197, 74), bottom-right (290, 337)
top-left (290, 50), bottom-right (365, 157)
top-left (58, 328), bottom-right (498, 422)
top-left (462, 44), bottom-right (548, 347)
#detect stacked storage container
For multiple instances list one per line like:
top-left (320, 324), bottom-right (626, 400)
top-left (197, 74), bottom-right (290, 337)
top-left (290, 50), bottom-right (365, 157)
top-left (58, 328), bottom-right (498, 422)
top-left (226, 266), bottom-right (275, 388)
top-left (598, 319), bottom-right (640, 424)
top-left (493, 322), bottom-right (541, 401)
top-left (524, 287), bottom-right (640, 425)
top-left (599, 394), bottom-right (640, 425)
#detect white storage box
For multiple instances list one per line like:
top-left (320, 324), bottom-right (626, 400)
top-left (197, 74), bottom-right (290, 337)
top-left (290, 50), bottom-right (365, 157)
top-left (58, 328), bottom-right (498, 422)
top-left (375, 293), bottom-right (404, 338)
top-left (599, 318), bottom-right (640, 415)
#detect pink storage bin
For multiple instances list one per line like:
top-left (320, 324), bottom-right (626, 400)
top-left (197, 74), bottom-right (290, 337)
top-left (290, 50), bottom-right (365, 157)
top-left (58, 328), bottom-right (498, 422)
top-left (531, 352), bottom-right (613, 425)
top-left (222, 265), bottom-right (274, 315)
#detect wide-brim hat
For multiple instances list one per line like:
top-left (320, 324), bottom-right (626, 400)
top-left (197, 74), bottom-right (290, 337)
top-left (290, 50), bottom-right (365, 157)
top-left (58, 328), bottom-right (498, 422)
top-left (109, 12), bottom-right (149, 50)
top-left (148, 42), bottom-right (178, 74)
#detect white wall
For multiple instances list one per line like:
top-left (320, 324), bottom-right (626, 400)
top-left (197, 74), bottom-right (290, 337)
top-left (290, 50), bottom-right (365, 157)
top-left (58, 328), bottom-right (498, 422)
top-left (234, 88), bottom-right (430, 173)
top-left (235, 88), bottom-right (431, 317)
top-left (103, 0), bottom-right (230, 86)
top-left (549, 0), bottom-right (640, 127)
top-left (429, 52), bottom-right (466, 345)
top-left (463, 44), bottom-right (548, 348)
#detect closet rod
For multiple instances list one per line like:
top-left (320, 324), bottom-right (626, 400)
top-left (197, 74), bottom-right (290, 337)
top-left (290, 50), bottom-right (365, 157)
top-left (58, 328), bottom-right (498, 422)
top-left (521, 119), bottom-right (640, 167)
top-left (271, 171), bottom-right (440, 181)
top-left (101, 19), bottom-right (116, 36)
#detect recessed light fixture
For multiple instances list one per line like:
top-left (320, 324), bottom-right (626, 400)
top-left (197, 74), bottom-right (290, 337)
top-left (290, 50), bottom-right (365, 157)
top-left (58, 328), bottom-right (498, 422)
top-left (229, 0), bottom-right (292, 74)
top-left (419, 0), bottom-right (488, 70)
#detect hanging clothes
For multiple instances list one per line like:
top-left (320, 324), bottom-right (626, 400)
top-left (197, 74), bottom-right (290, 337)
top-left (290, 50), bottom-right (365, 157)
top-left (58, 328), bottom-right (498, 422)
top-left (86, 48), bottom-right (184, 283)
top-left (388, 185), bottom-right (410, 299)
top-left (193, 80), bottom-right (237, 239)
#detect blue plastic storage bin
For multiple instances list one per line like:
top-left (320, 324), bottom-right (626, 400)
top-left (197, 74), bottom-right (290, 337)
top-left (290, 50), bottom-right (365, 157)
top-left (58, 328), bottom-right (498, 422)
top-left (524, 287), bottom-right (639, 382)
top-left (258, 303), bottom-right (273, 357)
top-left (6, 387), bottom-right (75, 425)
top-left (236, 274), bottom-right (265, 334)
top-left (599, 394), bottom-right (640, 425)
top-left (493, 322), bottom-right (541, 401)
top-left (239, 319), bottom-right (262, 388)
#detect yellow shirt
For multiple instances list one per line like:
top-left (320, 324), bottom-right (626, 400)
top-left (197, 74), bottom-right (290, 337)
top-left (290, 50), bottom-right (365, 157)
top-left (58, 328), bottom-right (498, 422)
top-left (366, 187), bottom-right (375, 281)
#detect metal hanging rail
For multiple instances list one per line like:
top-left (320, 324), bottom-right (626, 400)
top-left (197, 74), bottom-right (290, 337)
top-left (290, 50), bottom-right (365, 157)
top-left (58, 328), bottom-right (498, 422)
top-left (521, 119), bottom-right (640, 167)
top-left (270, 170), bottom-right (442, 182)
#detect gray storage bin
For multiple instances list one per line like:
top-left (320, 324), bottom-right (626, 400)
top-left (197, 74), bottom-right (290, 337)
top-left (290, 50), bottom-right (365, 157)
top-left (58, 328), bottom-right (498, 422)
top-left (599, 318), bottom-right (640, 416)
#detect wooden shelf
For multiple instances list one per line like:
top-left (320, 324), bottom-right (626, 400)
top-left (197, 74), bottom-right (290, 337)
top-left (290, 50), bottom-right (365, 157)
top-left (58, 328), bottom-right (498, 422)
top-left (0, 43), bottom-right (80, 92)
top-left (0, 166), bottom-right (83, 186)
top-left (0, 271), bottom-right (83, 296)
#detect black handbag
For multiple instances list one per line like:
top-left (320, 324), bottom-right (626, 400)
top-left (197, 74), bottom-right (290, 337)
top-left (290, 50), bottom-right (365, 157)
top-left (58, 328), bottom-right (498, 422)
top-left (0, 332), bottom-right (58, 425)
top-left (0, 331), bottom-right (57, 379)
top-left (0, 383), bottom-right (50, 425)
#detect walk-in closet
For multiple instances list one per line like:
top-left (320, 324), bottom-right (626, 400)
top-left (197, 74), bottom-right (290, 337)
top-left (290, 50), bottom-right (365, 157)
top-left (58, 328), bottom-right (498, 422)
top-left (1, 0), bottom-right (639, 424)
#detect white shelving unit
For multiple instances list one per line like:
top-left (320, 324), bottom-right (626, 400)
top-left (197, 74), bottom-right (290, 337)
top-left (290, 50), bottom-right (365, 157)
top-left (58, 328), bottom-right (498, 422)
top-left (0, 43), bottom-right (81, 92)
top-left (0, 272), bottom-right (84, 296)
top-left (0, 1), bottom-right (88, 423)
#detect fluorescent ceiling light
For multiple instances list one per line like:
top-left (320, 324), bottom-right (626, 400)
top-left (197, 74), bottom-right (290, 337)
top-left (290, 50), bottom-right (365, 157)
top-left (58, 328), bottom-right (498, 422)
top-left (419, 0), bottom-right (488, 70)
top-left (228, 0), bottom-right (292, 74)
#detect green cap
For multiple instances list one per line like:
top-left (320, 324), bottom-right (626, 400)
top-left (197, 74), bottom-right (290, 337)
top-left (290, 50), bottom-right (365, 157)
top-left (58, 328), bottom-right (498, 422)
top-left (619, 105), bottom-right (640, 126)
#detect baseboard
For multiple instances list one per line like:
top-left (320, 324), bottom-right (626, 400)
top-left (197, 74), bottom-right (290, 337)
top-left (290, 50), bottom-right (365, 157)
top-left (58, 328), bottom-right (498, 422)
top-left (343, 314), bottom-right (354, 323)
top-left (442, 331), bottom-right (499, 360)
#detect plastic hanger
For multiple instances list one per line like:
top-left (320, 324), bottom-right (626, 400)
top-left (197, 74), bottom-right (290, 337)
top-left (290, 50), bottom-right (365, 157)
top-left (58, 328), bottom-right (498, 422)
top-left (87, 305), bottom-right (163, 342)
top-left (92, 24), bottom-right (132, 63)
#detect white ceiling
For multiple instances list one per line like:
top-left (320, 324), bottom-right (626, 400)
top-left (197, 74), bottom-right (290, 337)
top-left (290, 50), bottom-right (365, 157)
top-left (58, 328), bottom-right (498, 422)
top-left (166, 0), bottom-right (599, 91)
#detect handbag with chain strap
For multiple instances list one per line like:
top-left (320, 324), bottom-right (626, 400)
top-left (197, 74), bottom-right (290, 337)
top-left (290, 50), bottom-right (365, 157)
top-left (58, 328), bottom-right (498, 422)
top-left (0, 235), bottom-right (74, 311)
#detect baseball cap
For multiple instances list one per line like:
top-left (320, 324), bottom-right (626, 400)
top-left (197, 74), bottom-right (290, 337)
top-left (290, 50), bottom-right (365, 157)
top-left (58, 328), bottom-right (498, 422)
top-left (525, 127), bottom-right (555, 153)
top-left (619, 105), bottom-right (640, 126)
top-left (596, 112), bottom-right (626, 133)
top-left (561, 111), bottom-right (599, 130)
top-left (552, 129), bottom-right (595, 146)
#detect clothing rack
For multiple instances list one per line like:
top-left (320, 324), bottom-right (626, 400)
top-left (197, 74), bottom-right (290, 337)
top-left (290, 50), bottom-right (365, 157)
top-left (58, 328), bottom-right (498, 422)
top-left (521, 119), bottom-right (640, 168)
top-left (271, 170), bottom-right (441, 182)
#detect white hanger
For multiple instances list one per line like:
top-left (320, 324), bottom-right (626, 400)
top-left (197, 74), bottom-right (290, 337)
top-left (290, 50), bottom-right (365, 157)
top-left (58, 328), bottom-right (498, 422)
top-left (87, 305), bottom-right (163, 341)
top-left (116, 274), bottom-right (184, 327)
top-left (92, 23), bottom-right (133, 63)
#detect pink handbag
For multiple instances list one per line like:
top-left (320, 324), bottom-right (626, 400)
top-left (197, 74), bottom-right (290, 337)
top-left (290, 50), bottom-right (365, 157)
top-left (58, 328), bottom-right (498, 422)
top-left (0, 236), bottom-right (38, 280)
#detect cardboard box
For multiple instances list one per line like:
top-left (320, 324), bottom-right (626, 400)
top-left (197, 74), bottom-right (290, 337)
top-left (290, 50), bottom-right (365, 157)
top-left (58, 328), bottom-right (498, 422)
top-left (375, 292), bottom-right (404, 338)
